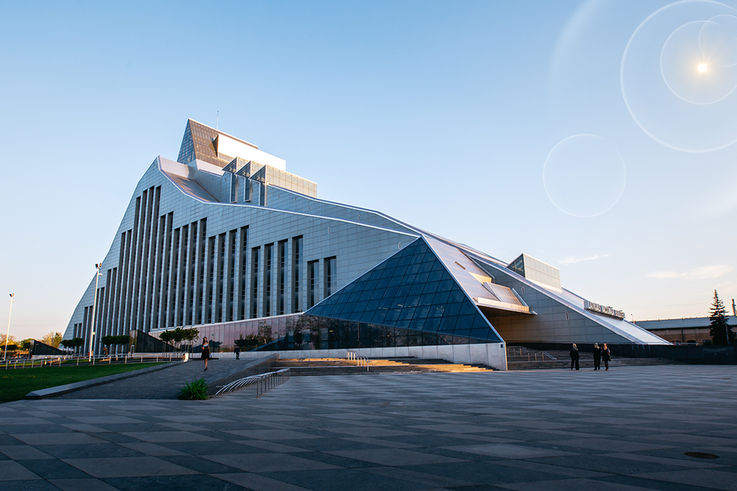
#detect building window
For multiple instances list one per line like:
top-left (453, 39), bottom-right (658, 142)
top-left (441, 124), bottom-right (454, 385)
top-left (238, 226), bottom-right (248, 319)
top-left (227, 229), bottom-right (237, 322)
top-left (292, 236), bottom-right (302, 312)
top-left (169, 227), bottom-right (180, 327)
top-left (251, 246), bottom-right (260, 318)
top-left (277, 240), bottom-right (287, 315)
top-left (307, 260), bottom-right (318, 308)
top-left (216, 233), bottom-right (226, 323)
top-left (324, 256), bottom-right (336, 298)
top-left (263, 243), bottom-right (273, 317)
top-left (185, 222), bottom-right (197, 325)
top-left (206, 236), bottom-right (215, 324)
top-left (177, 224), bottom-right (189, 326)
top-left (195, 219), bottom-right (207, 324)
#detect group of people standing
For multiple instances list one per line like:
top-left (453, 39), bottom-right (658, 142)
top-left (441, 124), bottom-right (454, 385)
top-left (569, 343), bottom-right (611, 371)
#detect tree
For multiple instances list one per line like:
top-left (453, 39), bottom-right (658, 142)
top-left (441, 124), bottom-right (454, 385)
top-left (710, 290), bottom-right (734, 345)
top-left (41, 331), bottom-right (63, 348)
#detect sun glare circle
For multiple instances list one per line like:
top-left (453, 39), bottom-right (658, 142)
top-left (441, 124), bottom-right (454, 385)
top-left (698, 62), bottom-right (709, 73)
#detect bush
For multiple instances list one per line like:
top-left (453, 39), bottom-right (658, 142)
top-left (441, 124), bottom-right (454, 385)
top-left (179, 378), bottom-right (208, 400)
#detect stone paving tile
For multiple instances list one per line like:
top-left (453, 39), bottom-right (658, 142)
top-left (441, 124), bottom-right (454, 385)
top-left (102, 474), bottom-right (238, 490)
top-left (50, 478), bottom-right (119, 490)
top-left (496, 477), bottom-right (655, 490)
top-left (328, 447), bottom-right (465, 466)
top-left (631, 469), bottom-right (737, 490)
top-left (0, 445), bottom-right (53, 460)
top-left (0, 459), bottom-right (41, 480)
top-left (17, 458), bottom-right (91, 479)
top-left (63, 456), bottom-right (198, 478)
top-left (213, 472), bottom-right (311, 490)
top-left (442, 443), bottom-right (575, 459)
top-left (203, 452), bottom-right (340, 472)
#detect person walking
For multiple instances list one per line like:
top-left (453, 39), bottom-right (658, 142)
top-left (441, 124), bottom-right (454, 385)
top-left (602, 343), bottom-right (611, 371)
top-left (234, 345), bottom-right (240, 360)
top-left (569, 343), bottom-right (579, 370)
top-left (593, 343), bottom-right (601, 370)
top-left (201, 337), bottom-right (210, 371)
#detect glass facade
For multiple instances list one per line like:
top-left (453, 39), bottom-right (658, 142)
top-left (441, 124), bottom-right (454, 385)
top-left (307, 238), bottom-right (501, 343)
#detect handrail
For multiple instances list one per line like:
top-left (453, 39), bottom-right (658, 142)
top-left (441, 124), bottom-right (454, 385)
top-left (1, 352), bottom-right (183, 370)
top-left (215, 368), bottom-right (290, 397)
top-left (346, 351), bottom-right (370, 371)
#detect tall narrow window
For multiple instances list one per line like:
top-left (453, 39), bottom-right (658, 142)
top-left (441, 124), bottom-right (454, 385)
top-left (277, 240), bottom-right (287, 315)
top-left (238, 226), bottom-right (248, 319)
top-left (292, 236), bottom-right (302, 312)
top-left (216, 233), bottom-right (226, 323)
top-left (206, 236), bottom-right (215, 324)
top-left (169, 227), bottom-right (180, 327)
top-left (263, 243), bottom-right (273, 317)
top-left (177, 224), bottom-right (189, 326)
top-left (227, 229), bottom-right (237, 322)
top-left (195, 219), bottom-right (207, 324)
top-left (125, 197), bottom-right (141, 331)
top-left (307, 260), bottom-right (318, 308)
top-left (159, 214), bottom-right (173, 329)
top-left (251, 246), bottom-right (260, 318)
top-left (324, 256), bottom-right (336, 298)
top-left (186, 222), bottom-right (197, 325)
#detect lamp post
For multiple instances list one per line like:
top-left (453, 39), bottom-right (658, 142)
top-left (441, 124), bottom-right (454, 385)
top-left (4, 293), bottom-right (14, 361)
top-left (88, 263), bottom-right (102, 361)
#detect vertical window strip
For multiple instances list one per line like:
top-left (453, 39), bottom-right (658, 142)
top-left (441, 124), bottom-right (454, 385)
top-left (186, 222), bottom-right (198, 326)
top-left (169, 227), bottom-right (181, 327)
top-left (131, 189), bottom-right (148, 331)
top-left (143, 186), bottom-right (160, 331)
top-left (177, 225), bottom-right (189, 327)
top-left (227, 229), bottom-right (237, 322)
top-left (195, 219), bottom-right (207, 325)
top-left (277, 240), bottom-right (287, 315)
top-left (160, 213), bottom-right (173, 329)
top-left (152, 215), bottom-right (165, 330)
top-left (324, 256), bottom-right (336, 298)
top-left (206, 236), bottom-right (215, 324)
top-left (125, 197), bottom-right (141, 332)
top-left (307, 260), bottom-right (318, 308)
top-left (292, 236), bottom-right (302, 312)
top-left (263, 244), bottom-right (273, 317)
top-left (251, 246), bottom-right (260, 318)
top-left (238, 226), bottom-right (248, 320)
top-left (216, 233), bottom-right (226, 323)
top-left (113, 231), bottom-right (126, 336)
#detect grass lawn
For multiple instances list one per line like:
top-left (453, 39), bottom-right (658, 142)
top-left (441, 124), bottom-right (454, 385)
top-left (0, 363), bottom-right (164, 402)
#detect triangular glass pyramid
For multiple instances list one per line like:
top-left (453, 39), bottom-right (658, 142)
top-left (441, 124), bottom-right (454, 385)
top-left (306, 237), bottom-right (501, 343)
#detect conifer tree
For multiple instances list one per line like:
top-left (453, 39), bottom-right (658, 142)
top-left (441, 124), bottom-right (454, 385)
top-left (709, 290), bottom-right (733, 345)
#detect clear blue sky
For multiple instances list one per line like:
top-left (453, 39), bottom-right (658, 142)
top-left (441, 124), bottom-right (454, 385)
top-left (1, 0), bottom-right (735, 339)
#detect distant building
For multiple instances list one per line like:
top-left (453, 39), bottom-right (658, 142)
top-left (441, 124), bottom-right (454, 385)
top-left (636, 316), bottom-right (737, 345)
top-left (63, 120), bottom-right (668, 370)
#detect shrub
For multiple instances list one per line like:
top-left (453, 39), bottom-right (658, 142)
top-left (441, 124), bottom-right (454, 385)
top-left (179, 378), bottom-right (208, 400)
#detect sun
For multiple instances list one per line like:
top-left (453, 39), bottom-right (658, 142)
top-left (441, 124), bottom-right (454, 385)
top-left (697, 63), bottom-right (708, 73)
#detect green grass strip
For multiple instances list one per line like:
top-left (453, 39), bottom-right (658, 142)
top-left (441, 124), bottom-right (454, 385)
top-left (0, 363), bottom-right (164, 402)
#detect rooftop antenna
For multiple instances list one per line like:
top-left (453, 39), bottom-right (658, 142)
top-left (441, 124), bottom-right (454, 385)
top-left (216, 110), bottom-right (220, 130)
top-left (732, 298), bottom-right (736, 316)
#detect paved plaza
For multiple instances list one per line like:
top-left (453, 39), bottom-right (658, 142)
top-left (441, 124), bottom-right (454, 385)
top-left (1, 365), bottom-right (737, 490)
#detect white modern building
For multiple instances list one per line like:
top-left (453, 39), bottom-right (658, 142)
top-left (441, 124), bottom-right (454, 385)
top-left (62, 120), bottom-right (668, 370)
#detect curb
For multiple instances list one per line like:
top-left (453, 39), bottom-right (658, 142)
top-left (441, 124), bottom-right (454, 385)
top-left (25, 361), bottom-right (183, 399)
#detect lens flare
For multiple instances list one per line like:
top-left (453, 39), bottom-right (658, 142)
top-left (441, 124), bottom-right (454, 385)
top-left (698, 63), bottom-right (709, 72)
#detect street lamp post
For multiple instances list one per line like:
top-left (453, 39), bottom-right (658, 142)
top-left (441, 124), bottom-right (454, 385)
top-left (4, 293), bottom-right (14, 361)
top-left (88, 263), bottom-right (102, 361)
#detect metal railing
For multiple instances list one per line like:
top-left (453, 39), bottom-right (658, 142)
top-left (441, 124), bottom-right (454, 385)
top-left (506, 346), bottom-right (557, 362)
top-left (215, 368), bottom-right (290, 397)
top-left (346, 351), bottom-right (370, 371)
top-left (1, 352), bottom-right (183, 370)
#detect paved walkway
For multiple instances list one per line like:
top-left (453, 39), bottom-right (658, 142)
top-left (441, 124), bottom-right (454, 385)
top-left (1, 365), bottom-right (737, 490)
top-left (57, 358), bottom-right (268, 399)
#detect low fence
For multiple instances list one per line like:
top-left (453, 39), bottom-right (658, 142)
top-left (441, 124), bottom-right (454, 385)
top-left (511, 343), bottom-right (737, 365)
top-left (1, 352), bottom-right (184, 370)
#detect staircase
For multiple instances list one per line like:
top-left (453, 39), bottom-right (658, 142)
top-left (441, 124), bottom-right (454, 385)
top-left (274, 357), bottom-right (494, 375)
top-left (506, 346), bottom-right (674, 370)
